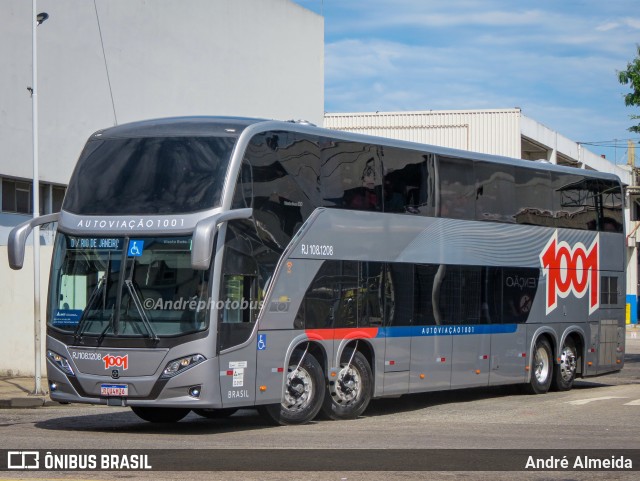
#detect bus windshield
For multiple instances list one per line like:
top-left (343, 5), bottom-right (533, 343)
top-left (63, 136), bottom-right (236, 215)
top-left (48, 234), bottom-right (210, 338)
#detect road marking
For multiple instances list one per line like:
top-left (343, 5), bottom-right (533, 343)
top-left (566, 396), bottom-right (628, 406)
top-left (623, 399), bottom-right (640, 406)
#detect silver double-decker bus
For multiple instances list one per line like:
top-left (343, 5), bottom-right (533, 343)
top-left (8, 117), bottom-right (626, 424)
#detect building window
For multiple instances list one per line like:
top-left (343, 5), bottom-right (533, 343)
top-left (1, 177), bottom-right (67, 215)
top-left (52, 186), bottom-right (66, 212)
top-left (2, 179), bottom-right (16, 212)
top-left (2, 179), bottom-right (31, 214)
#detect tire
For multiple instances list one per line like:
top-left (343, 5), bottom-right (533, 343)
top-left (130, 406), bottom-right (191, 423)
top-left (552, 337), bottom-right (578, 392)
top-left (321, 350), bottom-right (373, 420)
top-left (524, 337), bottom-right (553, 394)
top-left (261, 350), bottom-right (324, 426)
top-left (193, 408), bottom-right (238, 419)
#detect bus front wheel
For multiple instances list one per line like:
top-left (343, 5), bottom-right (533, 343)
top-left (130, 406), bottom-right (191, 423)
top-left (322, 350), bottom-right (373, 420)
top-left (524, 337), bottom-right (553, 394)
top-left (261, 351), bottom-right (324, 426)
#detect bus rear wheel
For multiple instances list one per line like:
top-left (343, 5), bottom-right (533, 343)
top-left (524, 337), bottom-right (553, 394)
top-left (130, 406), bottom-right (191, 423)
top-left (261, 350), bottom-right (324, 426)
top-left (552, 337), bottom-right (577, 391)
top-left (322, 350), bottom-right (373, 420)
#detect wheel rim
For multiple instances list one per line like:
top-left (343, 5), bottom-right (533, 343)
top-left (283, 365), bottom-right (314, 412)
top-left (559, 345), bottom-right (577, 382)
top-left (333, 365), bottom-right (361, 405)
top-left (534, 345), bottom-right (550, 384)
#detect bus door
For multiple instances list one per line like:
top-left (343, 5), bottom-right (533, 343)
top-left (217, 245), bottom-right (261, 407)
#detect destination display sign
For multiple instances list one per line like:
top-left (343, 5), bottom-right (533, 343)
top-left (66, 237), bottom-right (123, 250)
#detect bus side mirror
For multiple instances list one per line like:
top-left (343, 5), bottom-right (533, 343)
top-left (8, 213), bottom-right (60, 270)
top-left (191, 208), bottom-right (253, 270)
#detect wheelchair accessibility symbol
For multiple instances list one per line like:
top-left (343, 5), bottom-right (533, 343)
top-left (128, 240), bottom-right (144, 257)
top-left (257, 334), bottom-right (267, 351)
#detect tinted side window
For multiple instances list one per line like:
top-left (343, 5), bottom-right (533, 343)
top-left (382, 148), bottom-right (436, 216)
top-left (438, 156), bottom-right (475, 220)
top-left (514, 168), bottom-right (554, 227)
top-left (552, 172), bottom-right (598, 230)
top-left (475, 162), bottom-right (516, 223)
top-left (480, 267), bottom-right (502, 324)
top-left (240, 132), bottom-right (321, 250)
top-left (359, 262), bottom-right (385, 327)
top-left (299, 261), bottom-right (411, 328)
top-left (599, 180), bottom-right (624, 232)
top-left (387, 263), bottom-right (413, 326)
top-left (299, 261), bottom-right (341, 329)
top-left (334, 261), bottom-right (359, 328)
top-left (321, 140), bottom-right (382, 211)
top-left (414, 264), bottom-right (540, 326)
top-left (499, 267), bottom-right (539, 324)
top-left (436, 266), bottom-right (482, 325)
top-left (414, 264), bottom-right (437, 326)
top-left (297, 261), bottom-right (359, 329)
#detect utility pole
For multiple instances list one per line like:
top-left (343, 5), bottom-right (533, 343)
top-left (31, 1), bottom-right (49, 395)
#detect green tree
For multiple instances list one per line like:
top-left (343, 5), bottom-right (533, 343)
top-left (618, 45), bottom-right (640, 133)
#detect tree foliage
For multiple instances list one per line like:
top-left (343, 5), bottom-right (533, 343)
top-left (618, 45), bottom-right (640, 133)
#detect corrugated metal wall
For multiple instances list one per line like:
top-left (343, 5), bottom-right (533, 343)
top-left (324, 109), bottom-right (522, 158)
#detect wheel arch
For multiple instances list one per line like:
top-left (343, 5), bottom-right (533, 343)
top-left (335, 338), bottom-right (375, 367)
top-left (335, 338), bottom-right (376, 391)
top-left (527, 327), bottom-right (558, 382)
top-left (560, 327), bottom-right (586, 377)
top-left (284, 335), bottom-right (329, 375)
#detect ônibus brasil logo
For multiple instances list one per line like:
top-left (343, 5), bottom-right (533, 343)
top-left (103, 354), bottom-right (128, 370)
top-left (540, 231), bottom-right (599, 315)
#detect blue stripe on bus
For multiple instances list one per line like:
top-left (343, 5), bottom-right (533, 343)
top-left (376, 324), bottom-right (518, 338)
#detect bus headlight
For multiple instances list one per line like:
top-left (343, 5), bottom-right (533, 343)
top-left (47, 350), bottom-right (75, 376)
top-left (161, 354), bottom-right (206, 379)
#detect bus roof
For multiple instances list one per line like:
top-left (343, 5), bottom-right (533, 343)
top-left (92, 116), bottom-right (265, 139)
top-left (90, 116), bottom-right (623, 185)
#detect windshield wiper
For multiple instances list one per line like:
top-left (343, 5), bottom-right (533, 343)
top-left (124, 279), bottom-right (159, 342)
top-left (96, 309), bottom-right (114, 346)
top-left (73, 275), bottom-right (106, 343)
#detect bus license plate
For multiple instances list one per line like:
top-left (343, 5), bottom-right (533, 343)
top-left (101, 384), bottom-right (128, 396)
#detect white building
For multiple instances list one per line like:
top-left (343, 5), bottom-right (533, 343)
top-left (0, 0), bottom-right (323, 375)
top-left (1, 0), bottom-right (323, 242)
top-left (325, 109), bottom-right (639, 324)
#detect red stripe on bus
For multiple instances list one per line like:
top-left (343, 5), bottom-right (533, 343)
top-left (305, 328), bottom-right (379, 341)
